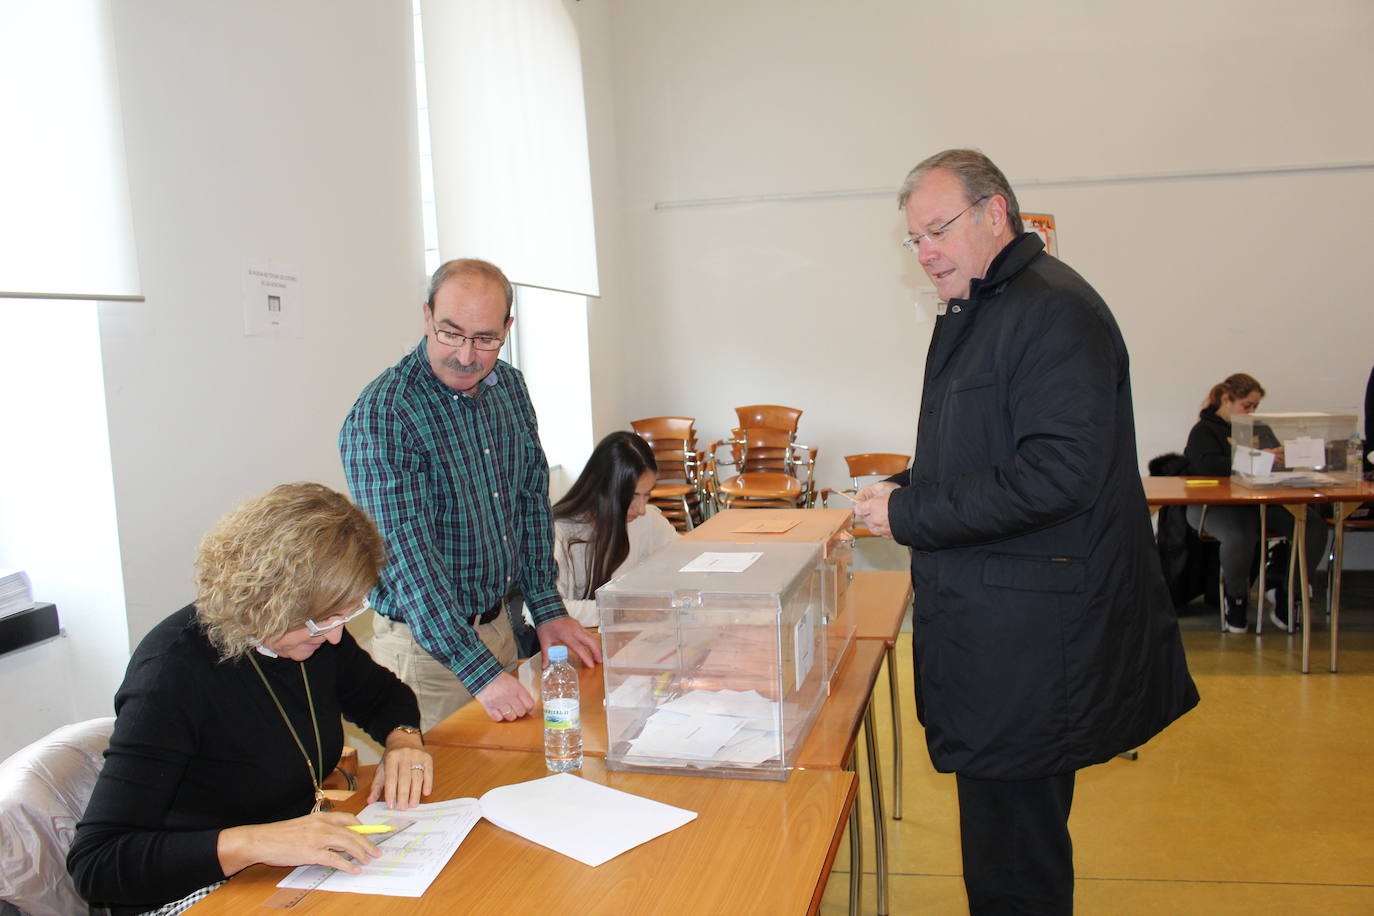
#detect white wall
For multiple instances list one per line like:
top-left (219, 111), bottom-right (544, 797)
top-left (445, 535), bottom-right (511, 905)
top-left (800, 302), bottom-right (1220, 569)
top-left (101, 0), bottom-right (426, 652)
top-left (575, 0), bottom-right (1374, 563)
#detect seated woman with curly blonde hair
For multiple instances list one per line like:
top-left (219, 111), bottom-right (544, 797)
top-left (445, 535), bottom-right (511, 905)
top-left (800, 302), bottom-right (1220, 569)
top-left (69, 483), bottom-right (432, 916)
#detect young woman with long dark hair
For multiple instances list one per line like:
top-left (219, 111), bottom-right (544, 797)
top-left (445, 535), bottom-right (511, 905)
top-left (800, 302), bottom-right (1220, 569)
top-left (552, 431), bottom-right (678, 626)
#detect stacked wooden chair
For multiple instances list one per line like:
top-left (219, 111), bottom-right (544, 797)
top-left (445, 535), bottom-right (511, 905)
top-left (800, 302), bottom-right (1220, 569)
top-left (707, 405), bottom-right (818, 510)
top-left (630, 416), bottom-right (708, 531)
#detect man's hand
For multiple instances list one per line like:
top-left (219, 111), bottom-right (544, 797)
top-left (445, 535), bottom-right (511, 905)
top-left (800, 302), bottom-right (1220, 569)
top-left (855, 480), bottom-right (899, 502)
top-left (474, 672), bottom-right (535, 722)
top-left (854, 482), bottom-right (897, 539)
top-left (537, 616), bottom-right (603, 668)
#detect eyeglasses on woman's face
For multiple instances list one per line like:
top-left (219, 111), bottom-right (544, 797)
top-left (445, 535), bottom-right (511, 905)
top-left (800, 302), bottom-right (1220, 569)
top-left (304, 600), bottom-right (371, 638)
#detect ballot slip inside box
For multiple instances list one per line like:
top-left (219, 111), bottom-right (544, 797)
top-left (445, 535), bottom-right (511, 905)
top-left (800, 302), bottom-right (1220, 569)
top-left (597, 540), bottom-right (827, 781)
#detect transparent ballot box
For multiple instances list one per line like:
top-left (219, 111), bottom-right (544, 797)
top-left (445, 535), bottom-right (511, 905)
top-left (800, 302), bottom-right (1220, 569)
top-left (597, 541), bottom-right (827, 780)
top-left (681, 509), bottom-right (856, 682)
top-left (1230, 413), bottom-right (1360, 488)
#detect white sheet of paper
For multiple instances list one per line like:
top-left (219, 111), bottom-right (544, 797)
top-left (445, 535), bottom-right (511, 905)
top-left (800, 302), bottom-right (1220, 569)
top-left (715, 728), bottom-right (782, 765)
top-left (278, 798), bottom-right (480, 898)
top-left (1283, 436), bottom-right (1325, 469)
top-left (657, 688), bottom-right (774, 720)
top-left (628, 709), bottom-right (747, 759)
top-left (1233, 445), bottom-right (1274, 476)
top-left (679, 551), bottom-right (762, 573)
top-left (478, 773), bottom-right (697, 867)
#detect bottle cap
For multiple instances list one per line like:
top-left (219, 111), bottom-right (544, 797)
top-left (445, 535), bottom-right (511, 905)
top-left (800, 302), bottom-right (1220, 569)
top-left (548, 645), bottom-right (568, 663)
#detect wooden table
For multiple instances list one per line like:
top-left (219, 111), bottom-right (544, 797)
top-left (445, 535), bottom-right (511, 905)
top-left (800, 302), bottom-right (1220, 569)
top-left (425, 637), bottom-right (894, 916)
top-left (188, 746), bottom-right (855, 916)
top-left (1143, 476), bottom-right (1374, 672)
top-left (849, 571), bottom-right (913, 823)
top-left (425, 655), bottom-right (609, 756)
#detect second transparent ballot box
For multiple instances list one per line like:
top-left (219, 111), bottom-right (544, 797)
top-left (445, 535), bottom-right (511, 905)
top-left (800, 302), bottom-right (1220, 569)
top-left (597, 541), bottom-right (827, 781)
top-left (1230, 413), bottom-right (1360, 487)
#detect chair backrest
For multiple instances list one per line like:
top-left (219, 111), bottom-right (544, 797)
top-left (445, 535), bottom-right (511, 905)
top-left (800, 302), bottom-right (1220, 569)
top-left (630, 417), bottom-right (697, 448)
top-left (0, 717), bottom-right (115, 916)
top-left (844, 453), bottom-right (910, 487)
top-left (733, 405), bottom-right (802, 436)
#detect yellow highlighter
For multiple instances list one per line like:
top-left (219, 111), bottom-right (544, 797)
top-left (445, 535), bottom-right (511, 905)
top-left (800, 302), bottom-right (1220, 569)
top-left (347, 824), bottom-right (395, 835)
top-left (1184, 479), bottom-right (1220, 487)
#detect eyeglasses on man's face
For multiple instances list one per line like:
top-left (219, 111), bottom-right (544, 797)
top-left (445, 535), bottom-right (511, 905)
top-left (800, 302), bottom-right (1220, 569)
top-left (304, 601), bottom-right (371, 638)
top-left (901, 195), bottom-right (989, 253)
top-left (430, 320), bottom-right (505, 351)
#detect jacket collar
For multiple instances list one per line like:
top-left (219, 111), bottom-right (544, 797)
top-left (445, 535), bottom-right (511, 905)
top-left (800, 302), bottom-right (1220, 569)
top-left (965, 232), bottom-right (1044, 302)
top-left (924, 233), bottom-right (1046, 380)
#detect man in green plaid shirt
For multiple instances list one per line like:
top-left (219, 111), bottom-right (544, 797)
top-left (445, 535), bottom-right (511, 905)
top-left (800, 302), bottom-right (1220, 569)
top-left (341, 259), bottom-right (601, 730)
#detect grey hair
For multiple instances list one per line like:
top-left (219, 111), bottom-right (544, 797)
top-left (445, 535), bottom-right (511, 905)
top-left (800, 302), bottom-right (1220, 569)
top-left (426, 258), bottom-right (514, 319)
top-left (897, 149), bottom-right (1022, 233)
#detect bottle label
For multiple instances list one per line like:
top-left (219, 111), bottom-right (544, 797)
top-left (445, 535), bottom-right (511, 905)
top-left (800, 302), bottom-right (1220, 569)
top-left (544, 697), bottom-right (580, 730)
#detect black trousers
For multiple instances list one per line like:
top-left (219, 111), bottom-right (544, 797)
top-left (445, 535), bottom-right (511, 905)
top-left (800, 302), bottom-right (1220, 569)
top-left (956, 770), bottom-right (1076, 915)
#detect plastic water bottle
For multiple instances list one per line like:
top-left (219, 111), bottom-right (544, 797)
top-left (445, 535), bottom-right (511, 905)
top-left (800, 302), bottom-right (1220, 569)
top-left (1347, 434), bottom-right (1365, 475)
top-left (542, 645), bottom-right (582, 772)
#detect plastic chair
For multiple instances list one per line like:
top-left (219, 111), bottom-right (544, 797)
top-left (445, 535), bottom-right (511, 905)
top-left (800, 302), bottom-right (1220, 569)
top-left (733, 405), bottom-right (802, 440)
top-left (631, 417), bottom-right (707, 531)
top-left (0, 718), bottom-right (115, 916)
top-left (1324, 505), bottom-right (1374, 618)
top-left (708, 428), bottom-right (818, 510)
top-left (821, 453), bottom-right (911, 537)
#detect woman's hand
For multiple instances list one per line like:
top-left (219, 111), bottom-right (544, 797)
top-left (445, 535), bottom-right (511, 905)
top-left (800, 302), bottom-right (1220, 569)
top-left (369, 729), bottom-right (434, 810)
top-left (216, 812), bottom-right (379, 877)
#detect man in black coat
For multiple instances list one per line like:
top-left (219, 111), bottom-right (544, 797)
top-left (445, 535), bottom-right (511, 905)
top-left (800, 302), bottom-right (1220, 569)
top-left (855, 149), bottom-right (1198, 914)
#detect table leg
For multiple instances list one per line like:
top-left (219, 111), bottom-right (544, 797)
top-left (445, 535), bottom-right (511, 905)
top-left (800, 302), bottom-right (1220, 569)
top-left (847, 758), bottom-right (862, 916)
top-left (1256, 505), bottom-right (1269, 633)
top-left (1286, 505), bottom-right (1311, 673)
top-left (1329, 500), bottom-right (1358, 673)
top-left (885, 643), bottom-right (903, 821)
top-left (864, 700), bottom-right (889, 916)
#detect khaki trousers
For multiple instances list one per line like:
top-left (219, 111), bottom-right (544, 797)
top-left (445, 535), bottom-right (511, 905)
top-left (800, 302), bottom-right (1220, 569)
top-left (371, 613), bottom-right (519, 732)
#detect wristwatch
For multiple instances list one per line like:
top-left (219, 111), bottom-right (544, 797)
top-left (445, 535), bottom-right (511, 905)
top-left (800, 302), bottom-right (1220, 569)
top-left (391, 725), bottom-right (424, 744)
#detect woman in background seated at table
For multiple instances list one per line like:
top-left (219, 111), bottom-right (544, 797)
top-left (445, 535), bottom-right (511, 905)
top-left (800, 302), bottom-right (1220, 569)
top-left (1184, 373), bottom-right (1326, 633)
top-left (552, 431), bottom-right (678, 627)
top-left (69, 483), bottom-right (433, 916)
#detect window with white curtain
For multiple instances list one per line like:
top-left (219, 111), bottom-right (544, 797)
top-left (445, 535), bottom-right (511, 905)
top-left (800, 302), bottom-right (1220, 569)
top-left (418, 0), bottom-right (600, 299)
top-left (0, 0), bottom-right (142, 301)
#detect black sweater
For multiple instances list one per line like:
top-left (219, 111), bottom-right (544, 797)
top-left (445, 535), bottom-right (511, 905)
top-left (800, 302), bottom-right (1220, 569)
top-left (67, 605), bottom-right (419, 915)
top-left (1184, 407), bottom-right (1233, 476)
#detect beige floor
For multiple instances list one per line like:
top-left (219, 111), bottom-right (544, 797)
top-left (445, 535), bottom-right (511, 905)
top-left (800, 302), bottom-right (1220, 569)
top-left (820, 598), bottom-right (1374, 915)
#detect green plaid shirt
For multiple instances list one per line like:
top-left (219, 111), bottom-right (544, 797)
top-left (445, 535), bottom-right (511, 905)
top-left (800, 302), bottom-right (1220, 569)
top-left (340, 341), bottom-right (565, 693)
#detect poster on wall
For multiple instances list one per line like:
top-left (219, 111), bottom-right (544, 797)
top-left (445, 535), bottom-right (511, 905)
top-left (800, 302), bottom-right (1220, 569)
top-left (1021, 213), bottom-right (1057, 258)
top-left (243, 261), bottom-right (303, 337)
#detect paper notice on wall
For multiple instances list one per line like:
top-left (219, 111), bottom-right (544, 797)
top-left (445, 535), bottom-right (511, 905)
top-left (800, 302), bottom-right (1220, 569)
top-left (243, 261), bottom-right (303, 337)
top-left (1022, 213), bottom-right (1058, 257)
